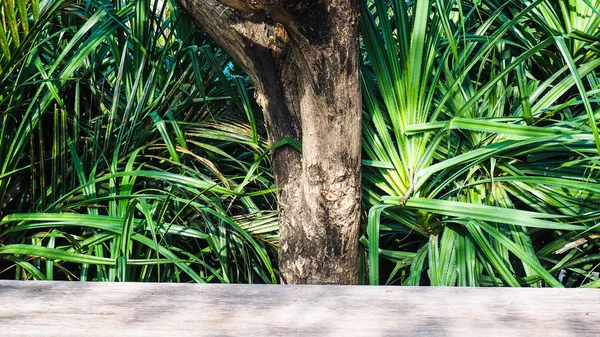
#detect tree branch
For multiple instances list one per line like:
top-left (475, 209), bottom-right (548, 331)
top-left (176, 0), bottom-right (301, 143)
top-left (176, 0), bottom-right (272, 77)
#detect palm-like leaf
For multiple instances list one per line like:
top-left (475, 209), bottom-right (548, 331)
top-left (0, 0), bottom-right (277, 283)
top-left (362, 0), bottom-right (600, 287)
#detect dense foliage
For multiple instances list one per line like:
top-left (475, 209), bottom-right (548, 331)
top-left (1, 0), bottom-right (600, 287)
top-left (0, 0), bottom-right (278, 282)
top-left (362, 0), bottom-right (600, 287)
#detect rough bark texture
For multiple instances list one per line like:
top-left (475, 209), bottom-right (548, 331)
top-left (176, 0), bottom-right (362, 284)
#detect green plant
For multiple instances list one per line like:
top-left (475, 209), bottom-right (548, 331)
top-left (3, 0), bottom-right (600, 288)
top-left (0, 0), bottom-right (278, 283)
top-left (361, 0), bottom-right (600, 287)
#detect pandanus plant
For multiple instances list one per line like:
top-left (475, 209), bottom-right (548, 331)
top-left (361, 0), bottom-right (600, 287)
top-left (0, 0), bottom-right (278, 283)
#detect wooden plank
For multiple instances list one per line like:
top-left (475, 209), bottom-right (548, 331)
top-left (0, 280), bottom-right (598, 336)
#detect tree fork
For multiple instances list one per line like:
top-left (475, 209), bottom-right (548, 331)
top-left (177, 0), bottom-right (362, 284)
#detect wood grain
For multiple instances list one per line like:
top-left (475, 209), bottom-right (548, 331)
top-left (0, 280), bottom-right (599, 336)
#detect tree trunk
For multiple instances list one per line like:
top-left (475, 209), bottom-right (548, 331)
top-left (176, 0), bottom-right (362, 284)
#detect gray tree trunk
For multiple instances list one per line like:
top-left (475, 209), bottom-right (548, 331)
top-left (176, 0), bottom-right (362, 284)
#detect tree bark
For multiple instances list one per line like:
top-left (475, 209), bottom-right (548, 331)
top-left (176, 0), bottom-right (362, 284)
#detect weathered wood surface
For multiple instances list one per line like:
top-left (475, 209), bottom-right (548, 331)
top-left (0, 281), bottom-right (599, 336)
